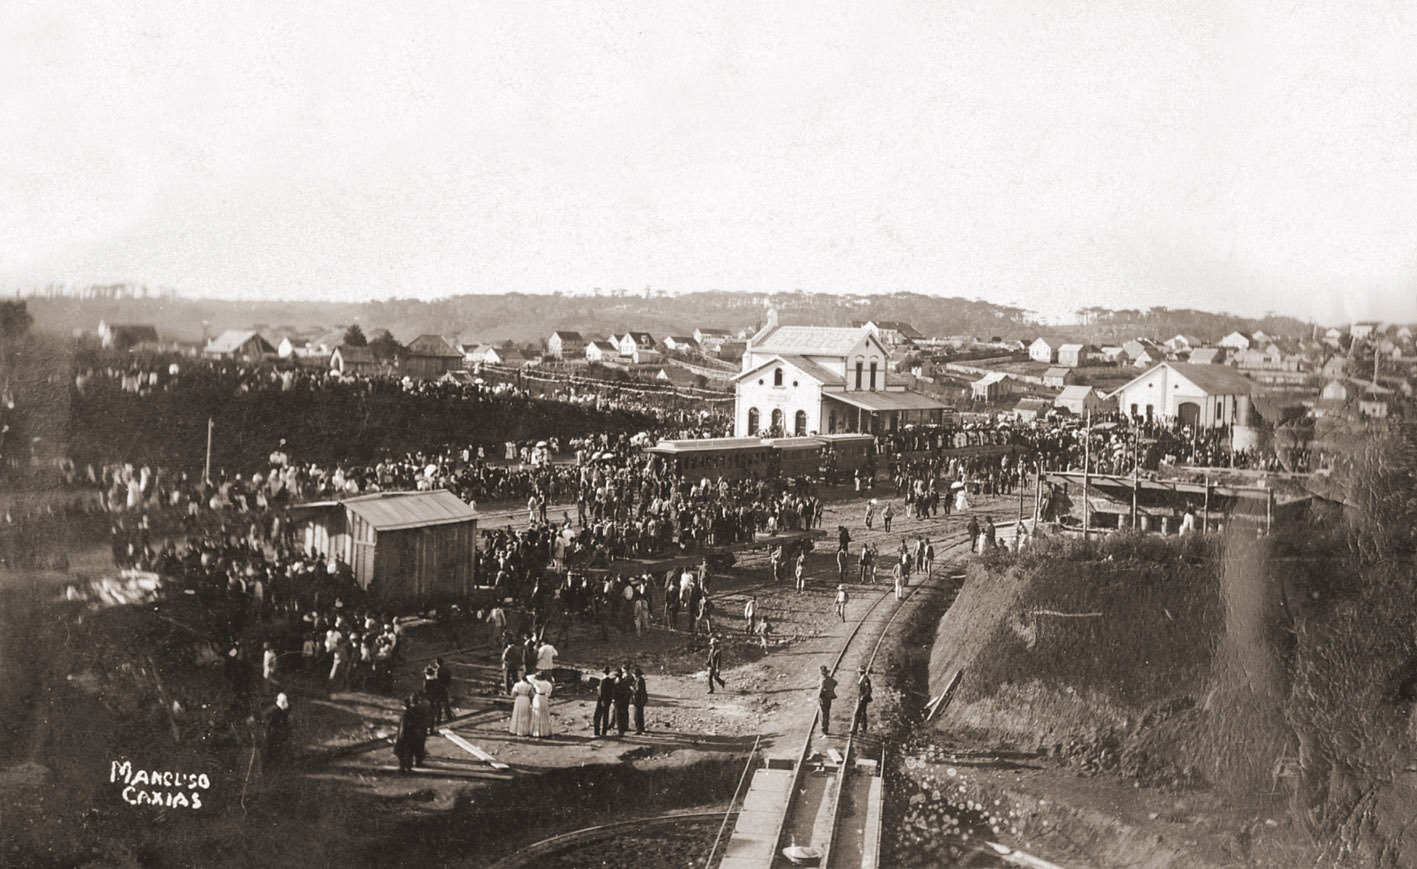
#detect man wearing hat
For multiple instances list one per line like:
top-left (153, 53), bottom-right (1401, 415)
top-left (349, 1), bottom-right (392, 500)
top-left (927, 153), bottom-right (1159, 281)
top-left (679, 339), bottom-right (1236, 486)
top-left (817, 666), bottom-right (837, 736)
top-left (851, 667), bottom-right (873, 735)
top-left (593, 666), bottom-right (616, 737)
top-left (613, 665), bottom-right (633, 736)
top-left (706, 638), bottom-right (726, 694)
top-left (834, 584), bottom-right (849, 622)
top-left (631, 666), bottom-right (649, 734)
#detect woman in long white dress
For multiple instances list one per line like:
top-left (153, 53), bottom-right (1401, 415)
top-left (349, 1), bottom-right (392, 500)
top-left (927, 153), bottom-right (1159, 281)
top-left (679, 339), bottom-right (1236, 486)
top-left (530, 672), bottom-right (554, 738)
top-left (509, 674), bottom-right (535, 737)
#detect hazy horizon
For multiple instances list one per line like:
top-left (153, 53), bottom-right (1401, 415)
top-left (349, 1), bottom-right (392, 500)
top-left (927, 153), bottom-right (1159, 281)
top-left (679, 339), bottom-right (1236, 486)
top-left (7, 1), bottom-right (1417, 327)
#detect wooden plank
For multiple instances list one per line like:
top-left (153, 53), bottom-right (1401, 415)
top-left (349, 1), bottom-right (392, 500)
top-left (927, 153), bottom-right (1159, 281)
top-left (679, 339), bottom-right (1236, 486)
top-left (440, 728), bottom-right (510, 769)
top-left (924, 669), bottom-right (964, 723)
top-left (827, 748), bottom-right (844, 765)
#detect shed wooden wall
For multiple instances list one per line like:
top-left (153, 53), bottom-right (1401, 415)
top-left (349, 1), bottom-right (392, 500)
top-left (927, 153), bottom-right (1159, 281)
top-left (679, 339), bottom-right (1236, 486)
top-left (370, 520), bottom-right (478, 599)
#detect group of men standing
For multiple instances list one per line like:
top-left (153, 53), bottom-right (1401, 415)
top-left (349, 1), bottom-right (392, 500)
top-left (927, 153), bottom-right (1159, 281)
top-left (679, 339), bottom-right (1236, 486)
top-left (501, 633), bottom-right (559, 694)
top-left (816, 665), bottom-right (873, 737)
top-left (593, 665), bottom-right (649, 736)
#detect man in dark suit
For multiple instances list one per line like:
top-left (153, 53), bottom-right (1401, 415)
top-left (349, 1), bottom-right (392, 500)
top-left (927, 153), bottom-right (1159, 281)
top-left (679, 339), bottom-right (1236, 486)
top-left (851, 667), bottom-right (873, 735)
top-left (264, 692), bottom-right (293, 767)
top-left (501, 639), bottom-right (518, 695)
top-left (434, 657), bottom-right (454, 724)
top-left (593, 667), bottom-right (616, 737)
top-left (707, 638), bottom-right (725, 694)
top-left (631, 667), bottom-right (648, 734)
top-left (817, 666), bottom-right (837, 736)
top-left (613, 665), bottom-right (633, 736)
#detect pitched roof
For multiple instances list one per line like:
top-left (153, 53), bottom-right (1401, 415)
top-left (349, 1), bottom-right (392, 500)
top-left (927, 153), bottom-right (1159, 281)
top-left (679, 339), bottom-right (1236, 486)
top-left (1186, 347), bottom-right (1223, 365)
top-left (656, 367), bottom-right (697, 386)
top-left (206, 330), bottom-right (274, 355)
top-left (587, 340), bottom-right (619, 353)
top-left (550, 330), bottom-right (584, 341)
top-left (873, 320), bottom-right (925, 339)
top-left (973, 371), bottom-right (1011, 386)
top-left (1168, 362), bottom-right (1254, 394)
top-left (1057, 385), bottom-right (1098, 400)
top-left (735, 354), bottom-right (844, 386)
top-left (1113, 362), bottom-right (1254, 398)
top-left (406, 334), bottom-right (463, 358)
top-left (1044, 367), bottom-right (1071, 378)
top-left (333, 344), bottom-right (375, 363)
top-left (341, 490), bottom-right (477, 531)
top-left (752, 325), bottom-right (878, 358)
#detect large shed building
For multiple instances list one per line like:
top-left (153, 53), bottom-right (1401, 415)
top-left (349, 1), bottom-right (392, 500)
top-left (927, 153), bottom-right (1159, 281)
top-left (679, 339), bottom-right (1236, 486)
top-left (299, 490), bottom-right (478, 600)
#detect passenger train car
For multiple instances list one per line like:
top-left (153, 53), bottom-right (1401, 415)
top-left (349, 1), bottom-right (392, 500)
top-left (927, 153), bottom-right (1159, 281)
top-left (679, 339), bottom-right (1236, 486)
top-left (644, 434), bottom-right (877, 483)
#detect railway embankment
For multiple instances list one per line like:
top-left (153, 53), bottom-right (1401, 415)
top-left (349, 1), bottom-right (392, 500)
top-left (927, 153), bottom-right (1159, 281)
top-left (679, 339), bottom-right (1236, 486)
top-left (903, 522), bottom-right (1417, 867)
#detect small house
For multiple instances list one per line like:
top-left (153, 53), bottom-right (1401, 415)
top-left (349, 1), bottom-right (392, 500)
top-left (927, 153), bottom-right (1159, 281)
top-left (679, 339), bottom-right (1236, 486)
top-left (330, 344), bottom-right (378, 377)
top-left (547, 331), bottom-right (586, 359)
top-left (403, 334), bottom-right (466, 379)
top-left (1042, 367), bottom-right (1075, 388)
top-left (203, 330), bottom-right (276, 363)
top-left (585, 341), bottom-right (620, 363)
top-left (299, 490), bottom-right (478, 600)
top-left (971, 371), bottom-right (1013, 401)
top-left (1054, 385), bottom-right (1117, 416)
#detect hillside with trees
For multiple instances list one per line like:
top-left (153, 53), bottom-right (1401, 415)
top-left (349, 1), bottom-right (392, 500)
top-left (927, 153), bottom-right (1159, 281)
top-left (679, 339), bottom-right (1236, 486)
top-left (20, 286), bottom-right (1330, 347)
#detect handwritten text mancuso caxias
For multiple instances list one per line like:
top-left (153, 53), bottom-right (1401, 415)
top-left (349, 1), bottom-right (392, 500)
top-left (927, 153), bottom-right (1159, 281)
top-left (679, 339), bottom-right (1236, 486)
top-left (111, 760), bottom-right (211, 809)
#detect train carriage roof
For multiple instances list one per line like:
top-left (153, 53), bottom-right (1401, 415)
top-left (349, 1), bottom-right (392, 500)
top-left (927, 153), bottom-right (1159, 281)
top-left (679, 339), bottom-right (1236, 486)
top-left (646, 437), bottom-right (768, 454)
top-left (761, 436), bottom-right (827, 451)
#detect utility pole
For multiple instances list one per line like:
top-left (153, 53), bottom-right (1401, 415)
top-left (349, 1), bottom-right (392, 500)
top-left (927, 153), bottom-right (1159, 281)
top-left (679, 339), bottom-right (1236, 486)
top-left (1082, 410), bottom-right (1091, 539)
top-left (204, 418), bottom-right (214, 485)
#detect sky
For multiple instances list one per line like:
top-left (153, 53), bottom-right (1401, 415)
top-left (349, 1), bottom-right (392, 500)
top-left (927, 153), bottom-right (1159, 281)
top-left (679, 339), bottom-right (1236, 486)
top-left (4, 0), bottom-right (1417, 326)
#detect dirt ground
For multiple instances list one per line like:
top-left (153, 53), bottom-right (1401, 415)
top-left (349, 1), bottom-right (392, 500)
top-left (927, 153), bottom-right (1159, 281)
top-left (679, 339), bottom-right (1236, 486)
top-left (0, 483), bottom-right (1021, 867)
top-left (1, 479), bottom-right (1308, 868)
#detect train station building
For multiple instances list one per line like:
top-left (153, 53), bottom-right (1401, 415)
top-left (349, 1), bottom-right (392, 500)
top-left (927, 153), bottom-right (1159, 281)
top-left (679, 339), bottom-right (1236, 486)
top-left (733, 320), bottom-right (948, 436)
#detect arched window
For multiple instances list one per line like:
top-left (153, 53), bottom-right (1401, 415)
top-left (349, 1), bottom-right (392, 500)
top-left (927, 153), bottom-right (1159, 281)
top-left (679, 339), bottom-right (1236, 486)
top-left (854, 358), bottom-right (864, 390)
top-left (773, 368), bottom-right (784, 387)
top-left (747, 407), bottom-right (760, 434)
top-left (795, 410), bottom-right (808, 436)
top-left (770, 408), bottom-right (784, 435)
top-left (869, 359), bottom-right (878, 391)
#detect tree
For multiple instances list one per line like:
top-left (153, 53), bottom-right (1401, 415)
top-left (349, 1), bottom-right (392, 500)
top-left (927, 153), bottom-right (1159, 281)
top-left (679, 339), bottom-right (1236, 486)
top-left (0, 300), bottom-right (32, 342)
top-left (343, 324), bottom-right (367, 346)
top-left (367, 332), bottom-right (405, 364)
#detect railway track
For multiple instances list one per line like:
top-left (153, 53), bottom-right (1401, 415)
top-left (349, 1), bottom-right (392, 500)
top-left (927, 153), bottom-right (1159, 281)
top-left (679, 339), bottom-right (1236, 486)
top-left (704, 525), bottom-right (975, 869)
top-left (768, 530), bottom-right (974, 869)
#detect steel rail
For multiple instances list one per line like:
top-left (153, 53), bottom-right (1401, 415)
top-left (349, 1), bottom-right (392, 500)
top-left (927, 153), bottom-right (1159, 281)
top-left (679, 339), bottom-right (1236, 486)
top-left (774, 530), bottom-right (974, 869)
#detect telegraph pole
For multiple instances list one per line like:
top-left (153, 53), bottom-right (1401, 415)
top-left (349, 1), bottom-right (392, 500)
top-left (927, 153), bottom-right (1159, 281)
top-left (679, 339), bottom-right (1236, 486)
top-left (204, 418), bottom-right (214, 485)
top-left (1082, 410), bottom-right (1091, 539)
